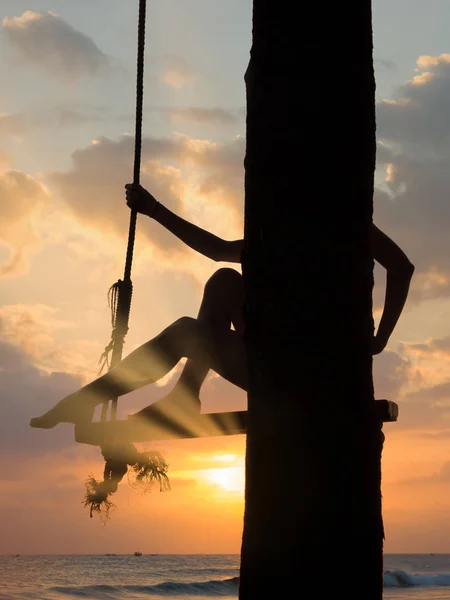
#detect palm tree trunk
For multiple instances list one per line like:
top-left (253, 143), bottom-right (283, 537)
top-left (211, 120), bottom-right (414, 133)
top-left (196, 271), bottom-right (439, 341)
top-left (240, 2), bottom-right (383, 598)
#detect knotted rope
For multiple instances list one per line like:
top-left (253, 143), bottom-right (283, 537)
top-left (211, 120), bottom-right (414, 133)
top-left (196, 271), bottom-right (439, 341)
top-left (82, 1), bottom-right (171, 519)
top-left (99, 0), bottom-right (147, 423)
top-left (84, 443), bottom-right (170, 521)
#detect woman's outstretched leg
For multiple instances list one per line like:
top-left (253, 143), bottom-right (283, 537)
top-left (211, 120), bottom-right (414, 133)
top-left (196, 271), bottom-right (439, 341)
top-left (132, 267), bottom-right (245, 420)
top-left (30, 308), bottom-right (248, 429)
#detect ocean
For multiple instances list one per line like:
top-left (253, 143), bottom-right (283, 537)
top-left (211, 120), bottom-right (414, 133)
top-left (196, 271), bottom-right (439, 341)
top-left (1, 553), bottom-right (450, 599)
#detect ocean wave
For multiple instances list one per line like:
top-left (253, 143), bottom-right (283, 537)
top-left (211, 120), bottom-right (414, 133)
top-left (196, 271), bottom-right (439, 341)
top-left (49, 570), bottom-right (450, 597)
top-left (384, 570), bottom-right (450, 588)
top-left (50, 576), bottom-right (239, 598)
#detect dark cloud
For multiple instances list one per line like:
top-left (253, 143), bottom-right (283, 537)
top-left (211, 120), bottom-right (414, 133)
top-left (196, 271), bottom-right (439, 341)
top-left (2, 11), bottom-right (110, 82)
top-left (373, 55), bottom-right (450, 302)
top-left (377, 54), bottom-right (450, 156)
top-left (374, 58), bottom-right (396, 71)
top-left (373, 349), bottom-right (411, 400)
top-left (369, 349), bottom-right (450, 434)
top-left (0, 336), bottom-right (82, 461)
top-left (374, 152), bottom-right (450, 300)
top-left (395, 380), bottom-right (450, 431)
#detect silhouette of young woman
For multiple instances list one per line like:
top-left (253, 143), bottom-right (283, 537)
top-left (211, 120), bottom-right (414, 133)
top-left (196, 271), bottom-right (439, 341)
top-left (30, 183), bottom-right (415, 430)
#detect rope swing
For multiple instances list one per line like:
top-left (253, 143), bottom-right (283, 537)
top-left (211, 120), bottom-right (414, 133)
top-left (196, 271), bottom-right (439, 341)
top-left (84, 0), bottom-right (170, 520)
top-left (78, 0), bottom-right (399, 518)
top-left (98, 0), bottom-right (147, 401)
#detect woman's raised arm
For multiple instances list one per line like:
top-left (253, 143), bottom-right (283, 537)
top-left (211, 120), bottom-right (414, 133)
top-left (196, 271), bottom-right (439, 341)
top-left (125, 183), bottom-right (243, 263)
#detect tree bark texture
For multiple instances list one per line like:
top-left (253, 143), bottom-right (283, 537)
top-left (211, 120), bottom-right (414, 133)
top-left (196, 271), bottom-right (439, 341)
top-left (240, 2), bottom-right (384, 598)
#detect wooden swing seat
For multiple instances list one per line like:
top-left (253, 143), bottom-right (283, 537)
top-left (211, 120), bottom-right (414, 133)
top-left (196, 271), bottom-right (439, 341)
top-left (74, 399), bottom-right (398, 446)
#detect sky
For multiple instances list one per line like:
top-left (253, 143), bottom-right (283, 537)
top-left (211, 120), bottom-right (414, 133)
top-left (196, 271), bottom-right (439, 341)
top-left (1, 0), bottom-right (450, 555)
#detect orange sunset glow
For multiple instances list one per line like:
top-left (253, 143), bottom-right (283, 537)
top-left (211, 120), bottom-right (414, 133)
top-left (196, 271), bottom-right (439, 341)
top-left (2, 0), bottom-right (450, 559)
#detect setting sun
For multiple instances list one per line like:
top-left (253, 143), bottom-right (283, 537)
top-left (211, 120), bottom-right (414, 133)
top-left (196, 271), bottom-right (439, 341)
top-left (172, 452), bottom-right (246, 494)
top-left (204, 466), bottom-right (245, 492)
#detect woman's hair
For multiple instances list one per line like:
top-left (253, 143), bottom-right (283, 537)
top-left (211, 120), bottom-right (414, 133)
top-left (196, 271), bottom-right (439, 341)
top-left (84, 442), bottom-right (170, 521)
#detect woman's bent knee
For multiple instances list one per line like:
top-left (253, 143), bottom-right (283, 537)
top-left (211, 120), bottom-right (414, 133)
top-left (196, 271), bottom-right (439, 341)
top-left (172, 316), bottom-right (197, 334)
top-left (204, 268), bottom-right (242, 295)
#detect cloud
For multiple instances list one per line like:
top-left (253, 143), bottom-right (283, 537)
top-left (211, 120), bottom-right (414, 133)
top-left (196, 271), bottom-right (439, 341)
top-left (0, 304), bottom-right (99, 377)
top-left (374, 151), bottom-right (450, 300)
top-left (0, 106), bottom-right (243, 140)
top-left (396, 460), bottom-right (450, 486)
top-left (0, 105), bottom-right (132, 139)
top-left (373, 349), bottom-right (412, 400)
top-left (408, 380), bottom-right (450, 403)
top-left (377, 53), bottom-right (450, 156)
top-left (394, 379), bottom-right (450, 431)
top-left (2, 11), bottom-right (110, 82)
top-left (47, 135), bottom-right (185, 254)
top-left (0, 167), bottom-right (49, 276)
top-left (373, 54), bottom-right (450, 302)
top-left (374, 58), bottom-right (395, 71)
top-left (366, 347), bottom-right (450, 433)
top-left (46, 133), bottom-right (245, 261)
top-left (404, 335), bottom-right (450, 358)
top-left (0, 336), bottom-right (82, 458)
top-left (0, 113), bottom-right (28, 138)
top-left (165, 107), bottom-right (244, 127)
top-left (157, 54), bottom-right (195, 89)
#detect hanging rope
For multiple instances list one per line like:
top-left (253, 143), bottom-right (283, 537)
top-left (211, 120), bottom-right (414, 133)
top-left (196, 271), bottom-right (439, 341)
top-left (99, 0), bottom-right (147, 422)
top-left (80, 1), bottom-right (171, 519)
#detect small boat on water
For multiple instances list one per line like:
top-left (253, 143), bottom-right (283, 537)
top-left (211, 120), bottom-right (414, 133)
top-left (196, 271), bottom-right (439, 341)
top-left (134, 551), bottom-right (142, 556)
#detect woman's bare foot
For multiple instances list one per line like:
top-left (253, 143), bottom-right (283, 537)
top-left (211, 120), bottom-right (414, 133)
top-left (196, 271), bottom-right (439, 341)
top-left (30, 390), bottom-right (101, 429)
